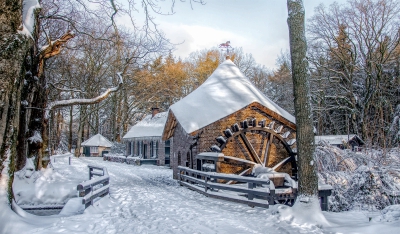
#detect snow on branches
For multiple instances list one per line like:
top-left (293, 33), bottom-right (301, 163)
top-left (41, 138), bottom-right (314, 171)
top-left (45, 73), bottom-right (124, 119)
top-left (315, 144), bottom-right (400, 211)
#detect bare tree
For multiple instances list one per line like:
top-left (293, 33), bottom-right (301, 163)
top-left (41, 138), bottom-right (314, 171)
top-left (308, 0), bottom-right (400, 147)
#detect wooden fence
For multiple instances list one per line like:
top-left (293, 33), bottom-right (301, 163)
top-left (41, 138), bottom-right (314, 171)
top-left (178, 166), bottom-right (277, 208)
top-left (178, 166), bottom-right (332, 210)
top-left (77, 165), bottom-right (110, 208)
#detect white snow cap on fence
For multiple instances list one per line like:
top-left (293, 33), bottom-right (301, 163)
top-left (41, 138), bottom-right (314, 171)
top-left (123, 112), bottom-right (168, 139)
top-left (170, 59), bottom-right (295, 134)
top-left (81, 134), bottom-right (113, 147)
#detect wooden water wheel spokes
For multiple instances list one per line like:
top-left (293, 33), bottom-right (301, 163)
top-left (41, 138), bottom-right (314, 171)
top-left (210, 118), bottom-right (298, 179)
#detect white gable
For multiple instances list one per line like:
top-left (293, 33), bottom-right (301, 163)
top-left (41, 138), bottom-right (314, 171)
top-left (123, 112), bottom-right (168, 139)
top-left (81, 134), bottom-right (113, 147)
top-left (170, 59), bottom-right (295, 134)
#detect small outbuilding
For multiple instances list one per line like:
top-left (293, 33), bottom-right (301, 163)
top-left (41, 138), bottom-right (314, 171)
top-left (81, 133), bottom-right (114, 157)
top-left (123, 108), bottom-right (172, 166)
top-left (315, 134), bottom-right (365, 151)
top-left (162, 59), bottom-right (298, 179)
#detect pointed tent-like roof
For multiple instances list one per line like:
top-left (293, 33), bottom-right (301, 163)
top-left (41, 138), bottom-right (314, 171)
top-left (163, 60), bottom-right (295, 139)
top-left (81, 133), bottom-right (113, 147)
top-left (123, 112), bottom-right (168, 139)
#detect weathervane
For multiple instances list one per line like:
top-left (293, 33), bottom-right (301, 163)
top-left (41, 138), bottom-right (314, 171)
top-left (218, 41), bottom-right (234, 59)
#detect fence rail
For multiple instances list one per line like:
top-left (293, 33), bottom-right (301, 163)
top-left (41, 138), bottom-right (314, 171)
top-left (178, 166), bottom-right (277, 208)
top-left (178, 166), bottom-right (332, 210)
top-left (77, 165), bottom-right (110, 208)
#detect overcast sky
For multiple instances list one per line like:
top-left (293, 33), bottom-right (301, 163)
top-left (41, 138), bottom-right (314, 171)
top-left (149, 0), bottom-right (348, 69)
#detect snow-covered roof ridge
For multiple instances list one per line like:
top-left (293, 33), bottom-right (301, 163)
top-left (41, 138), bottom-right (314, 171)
top-left (315, 134), bottom-right (364, 145)
top-left (81, 133), bottom-right (113, 147)
top-left (123, 111), bottom-right (168, 139)
top-left (169, 59), bottom-right (296, 134)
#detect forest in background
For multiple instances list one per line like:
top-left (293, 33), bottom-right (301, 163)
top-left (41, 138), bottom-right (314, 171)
top-left (44, 0), bottom-right (399, 155)
top-left (0, 0), bottom-right (398, 212)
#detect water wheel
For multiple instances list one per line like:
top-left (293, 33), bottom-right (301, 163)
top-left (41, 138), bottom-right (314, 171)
top-left (210, 118), bottom-right (298, 180)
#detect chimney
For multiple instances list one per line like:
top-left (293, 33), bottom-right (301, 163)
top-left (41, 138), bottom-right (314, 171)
top-left (151, 107), bottom-right (160, 117)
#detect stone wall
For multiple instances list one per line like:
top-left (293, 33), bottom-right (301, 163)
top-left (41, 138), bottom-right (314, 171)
top-left (170, 123), bottom-right (196, 179)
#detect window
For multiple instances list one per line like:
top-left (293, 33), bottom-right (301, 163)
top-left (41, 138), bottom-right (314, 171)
top-left (186, 152), bottom-right (190, 167)
top-left (90, 147), bottom-right (98, 153)
top-left (143, 144), bottom-right (147, 158)
top-left (156, 141), bottom-right (159, 157)
top-left (165, 140), bottom-right (171, 157)
top-left (150, 140), bottom-right (157, 158)
top-left (131, 142), bottom-right (134, 156)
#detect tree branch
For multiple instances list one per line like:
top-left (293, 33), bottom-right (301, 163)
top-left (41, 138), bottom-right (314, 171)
top-left (46, 72), bottom-right (123, 118)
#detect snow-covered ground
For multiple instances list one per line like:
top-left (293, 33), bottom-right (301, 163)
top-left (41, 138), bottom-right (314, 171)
top-left (1, 154), bottom-right (399, 234)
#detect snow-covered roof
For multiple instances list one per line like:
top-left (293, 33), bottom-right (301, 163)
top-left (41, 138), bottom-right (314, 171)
top-left (169, 60), bottom-right (295, 134)
top-left (123, 112), bottom-right (168, 139)
top-left (81, 134), bottom-right (113, 147)
top-left (315, 135), bottom-right (364, 145)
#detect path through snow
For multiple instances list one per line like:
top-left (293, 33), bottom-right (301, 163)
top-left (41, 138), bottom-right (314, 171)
top-left (30, 155), bottom-right (322, 233)
top-left (4, 154), bottom-right (398, 234)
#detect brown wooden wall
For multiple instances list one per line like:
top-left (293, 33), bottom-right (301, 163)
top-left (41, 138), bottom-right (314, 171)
top-left (171, 103), bottom-right (296, 179)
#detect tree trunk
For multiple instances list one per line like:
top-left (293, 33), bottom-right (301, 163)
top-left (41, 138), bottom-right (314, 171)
top-left (0, 0), bottom-right (33, 203)
top-left (287, 0), bottom-right (318, 197)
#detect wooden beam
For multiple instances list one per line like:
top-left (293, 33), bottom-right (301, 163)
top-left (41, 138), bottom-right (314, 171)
top-left (258, 132), bottom-right (267, 162)
top-left (239, 133), bottom-right (262, 164)
top-left (263, 133), bottom-right (274, 167)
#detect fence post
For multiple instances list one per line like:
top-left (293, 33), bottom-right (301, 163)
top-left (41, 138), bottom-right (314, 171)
top-left (69, 156), bottom-right (71, 165)
top-left (268, 181), bottom-right (275, 205)
top-left (205, 176), bottom-right (208, 192)
top-left (248, 182), bottom-right (254, 200)
top-left (89, 167), bottom-right (93, 180)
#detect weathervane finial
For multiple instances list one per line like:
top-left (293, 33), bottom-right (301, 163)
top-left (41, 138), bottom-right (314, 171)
top-left (218, 41), bottom-right (234, 60)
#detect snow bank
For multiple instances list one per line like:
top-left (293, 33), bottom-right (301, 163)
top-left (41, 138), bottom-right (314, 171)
top-left (277, 196), bottom-right (330, 228)
top-left (2, 156), bottom-right (400, 233)
top-left (0, 151), bottom-right (37, 233)
top-left (13, 156), bottom-right (86, 206)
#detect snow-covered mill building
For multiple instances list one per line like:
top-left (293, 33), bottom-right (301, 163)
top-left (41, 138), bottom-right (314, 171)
top-left (123, 108), bottom-right (172, 166)
top-left (162, 59), bottom-right (298, 179)
top-left (81, 133), bottom-right (114, 157)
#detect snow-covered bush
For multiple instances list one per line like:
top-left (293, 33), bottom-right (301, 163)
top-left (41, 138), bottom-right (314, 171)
top-left (103, 154), bottom-right (126, 163)
top-left (110, 142), bottom-right (126, 154)
top-left (315, 144), bottom-right (400, 212)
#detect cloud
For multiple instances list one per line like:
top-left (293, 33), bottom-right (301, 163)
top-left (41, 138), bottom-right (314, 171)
top-left (159, 23), bottom-right (245, 57)
top-left (159, 22), bottom-right (288, 68)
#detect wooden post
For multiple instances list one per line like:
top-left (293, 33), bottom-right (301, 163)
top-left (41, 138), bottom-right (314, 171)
top-left (205, 176), bottom-right (208, 192)
top-left (248, 182), bottom-right (254, 200)
top-left (89, 167), bottom-right (93, 180)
